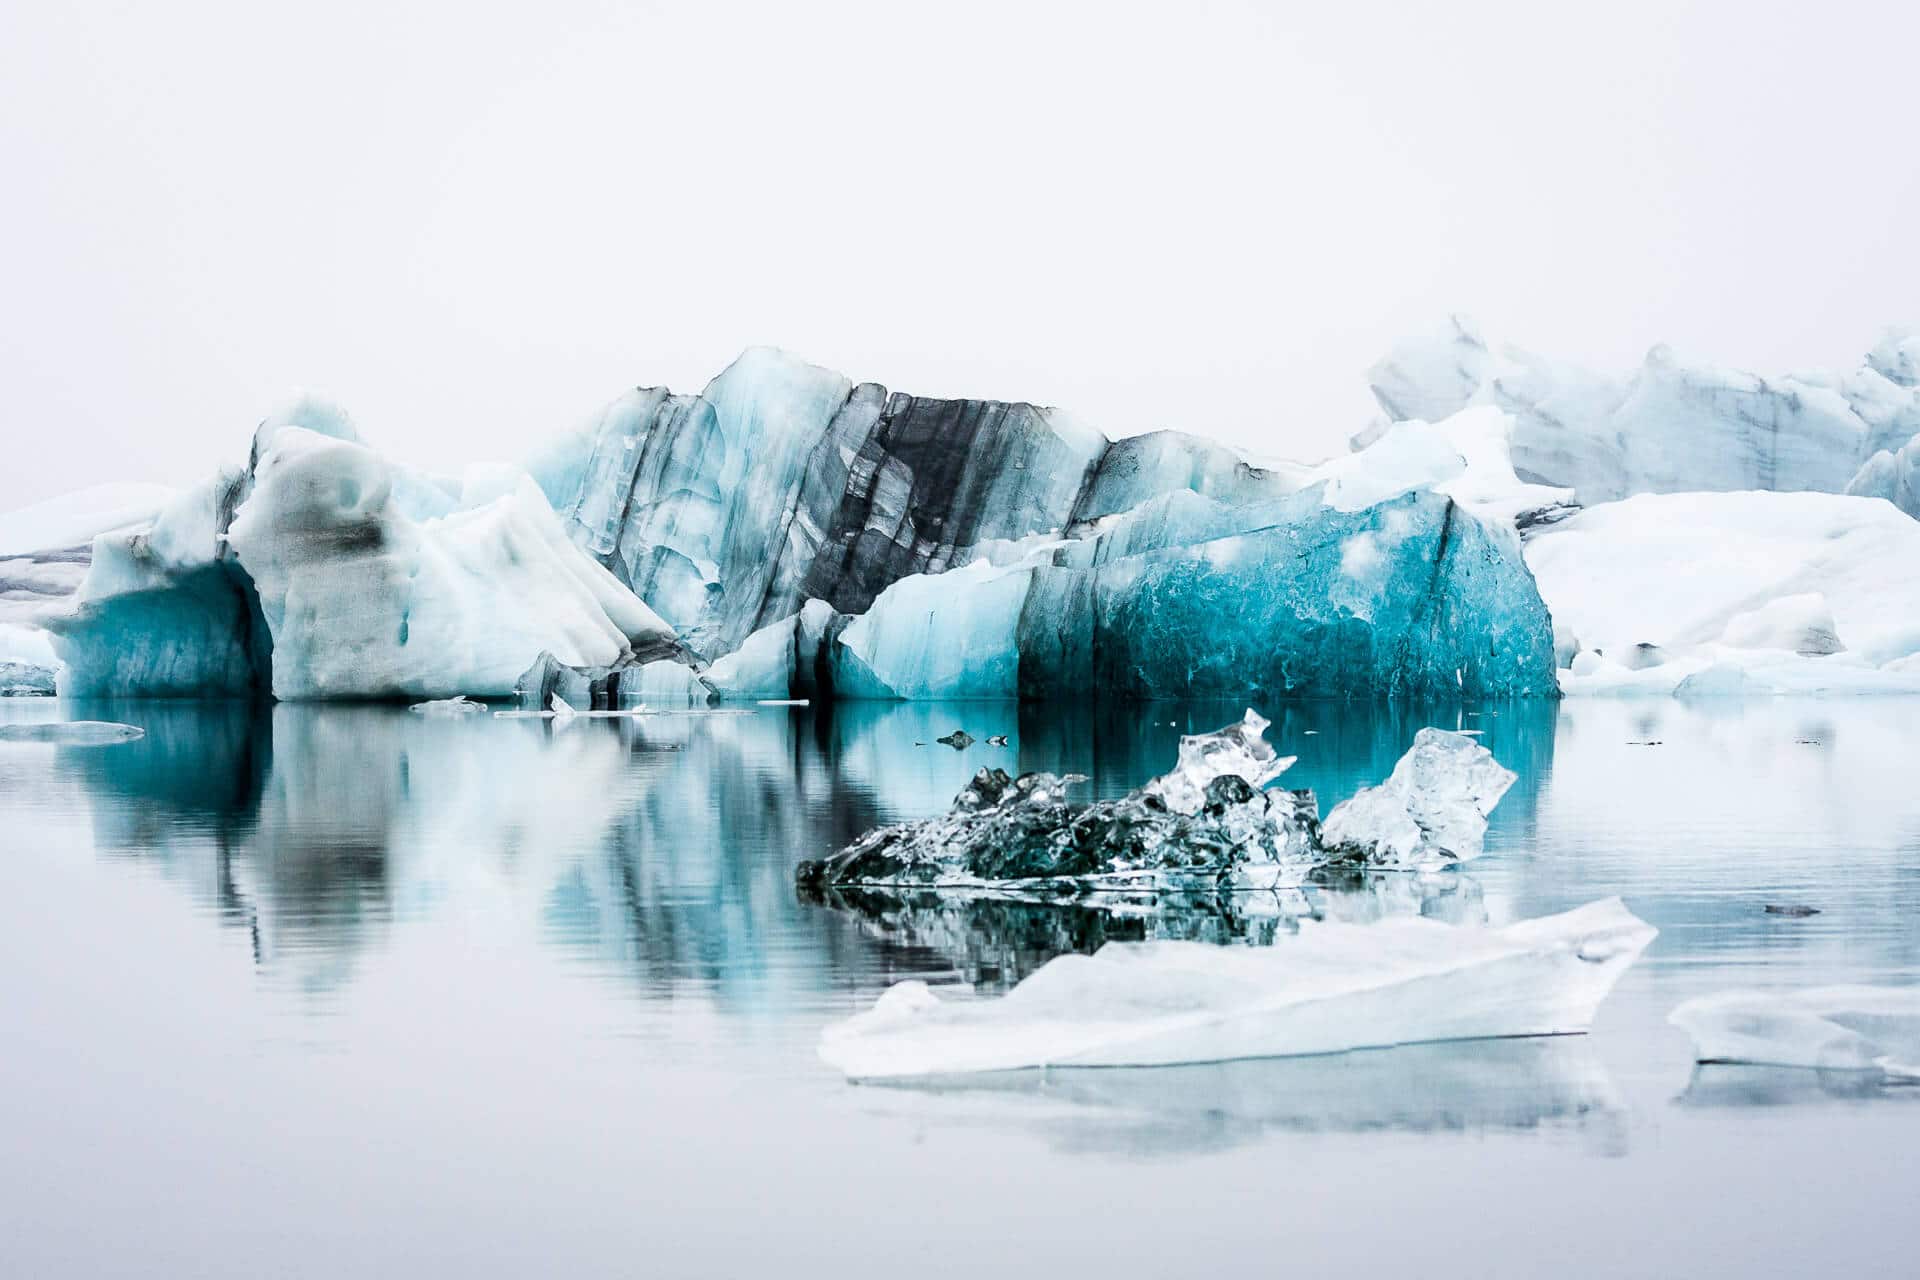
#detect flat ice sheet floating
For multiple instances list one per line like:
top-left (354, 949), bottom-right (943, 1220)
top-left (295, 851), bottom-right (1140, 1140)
top-left (820, 897), bottom-right (1655, 1079)
top-left (1669, 986), bottom-right (1920, 1079)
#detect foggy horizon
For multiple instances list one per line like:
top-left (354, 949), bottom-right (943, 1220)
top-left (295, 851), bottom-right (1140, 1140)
top-left (5, 0), bottom-right (1917, 510)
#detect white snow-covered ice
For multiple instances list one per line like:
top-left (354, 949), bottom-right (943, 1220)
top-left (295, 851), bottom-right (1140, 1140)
top-left (819, 898), bottom-right (1655, 1078)
top-left (1523, 491), bottom-right (1920, 695)
top-left (1670, 986), bottom-right (1920, 1079)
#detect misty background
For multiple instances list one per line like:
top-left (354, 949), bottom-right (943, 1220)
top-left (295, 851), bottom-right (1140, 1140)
top-left (3, 0), bottom-right (1916, 511)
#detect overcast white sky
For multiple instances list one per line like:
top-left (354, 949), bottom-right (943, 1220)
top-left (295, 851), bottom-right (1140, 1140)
top-left (3, 0), bottom-right (1917, 510)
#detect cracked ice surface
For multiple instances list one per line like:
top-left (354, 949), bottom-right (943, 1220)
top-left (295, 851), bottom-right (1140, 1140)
top-left (819, 898), bottom-right (1656, 1078)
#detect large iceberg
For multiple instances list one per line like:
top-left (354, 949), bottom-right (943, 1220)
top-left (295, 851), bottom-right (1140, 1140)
top-left (537, 347), bottom-right (1306, 661)
top-left (832, 485), bottom-right (1558, 701)
top-left (48, 403), bottom-right (676, 699)
top-left (1362, 317), bottom-right (1920, 504)
top-left (797, 713), bottom-right (1515, 895)
top-left (1669, 987), bottom-right (1920, 1079)
top-left (1522, 491), bottom-right (1920, 694)
top-left (818, 897), bottom-right (1656, 1078)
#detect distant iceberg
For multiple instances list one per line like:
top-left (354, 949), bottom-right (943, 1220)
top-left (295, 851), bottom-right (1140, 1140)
top-left (1669, 986), bottom-right (1920, 1079)
top-left (819, 897), bottom-right (1656, 1078)
top-left (1360, 316), bottom-right (1920, 504)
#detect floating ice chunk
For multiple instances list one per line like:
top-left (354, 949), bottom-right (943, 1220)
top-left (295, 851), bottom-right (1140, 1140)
top-left (819, 898), bottom-right (1655, 1078)
top-left (548, 693), bottom-right (577, 719)
top-left (796, 709), bottom-right (1323, 892)
top-left (1669, 986), bottom-right (1920, 1079)
top-left (1144, 709), bottom-right (1294, 815)
top-left (800, 713), bottom-right (1525, 893)
top-left (1320, 728), bottom-right (1517, 868)
top-left (409, 695), bottom-right (487, 716)
top-left (0, 720), bottom-right (145, 746)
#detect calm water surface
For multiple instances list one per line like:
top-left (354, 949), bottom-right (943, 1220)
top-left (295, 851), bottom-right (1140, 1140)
top-left (3, 696), bottom-right (1917, 1277)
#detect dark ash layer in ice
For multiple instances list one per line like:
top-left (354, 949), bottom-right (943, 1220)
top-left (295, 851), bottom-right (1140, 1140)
top-left (796, 713), bottom-right (1516, 896)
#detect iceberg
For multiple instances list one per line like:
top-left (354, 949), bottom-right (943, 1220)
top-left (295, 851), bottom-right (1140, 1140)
top-left (1, 482), bottom-right (184, 694)
top-left (408, 695), bottom-right (487, 716)
top-left (1361, 317), bottom-right (1920, 504)
top-left (1846, 432), bottom-right (1920, 519)
top-left (47, 409), bottom-right (677, 699)
top-left (1319, 727), bottom-right (1517, 868)
top-left (540, 348), bottom-right (1316, 662)
top-left (797, 713), bottom-right (1511, 894)
top-left (1669, 987), bottom-right (1920, 1079)
top-left (230, 432), bottom-right (675, 699)
top-left (835, 487), bottom-right (1558, 701)
top-left (818, 897), bottom-right (1656, 1078)
top-left (797, 711), bottom-right (1321, 893)
top-left (1523, 491), bottom-right (1920, 695)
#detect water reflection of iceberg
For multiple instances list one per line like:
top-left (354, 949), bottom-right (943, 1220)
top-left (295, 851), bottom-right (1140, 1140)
top-left (805, 870), bottom-right (1487, 991)
top-left (1675, 1065), bottom-right (1920, 1110)
top-left (853, 1037), bottom-right (1627, 1157)
top-left (41, 697), bottom-right (1552, 1012)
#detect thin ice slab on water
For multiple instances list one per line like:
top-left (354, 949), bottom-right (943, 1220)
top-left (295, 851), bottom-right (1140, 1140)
top-left (819, 897), bottom-right (1656, 1078)
top-left (1669, 986), bottom-right (1920, 1079)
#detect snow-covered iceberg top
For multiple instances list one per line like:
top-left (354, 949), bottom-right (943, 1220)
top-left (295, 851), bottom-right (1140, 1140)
top-left (820, 897), bottom-right (1656, 1078)
top-left (796, 714), bottom-right (1517, 895)
top-left (1669, 986), bottom-right (1920, 1079)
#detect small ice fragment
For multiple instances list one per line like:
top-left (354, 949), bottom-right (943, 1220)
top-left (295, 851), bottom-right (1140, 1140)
top-left (758, 699), bottom-right (810, 706)
top-left (984, 734), bottom-right (1009, 747)
top-left (0, 720), bottom-right (145, 746)
top-left (548, 693), bottom-right (577, 719)
top-left (1144, 709), bottom-right (1294, 816)
top-left (820, 898), bottom-right (1656, 1078)
top-left (1319, 727), bottom-right (1516, 868)
top-left (409, 695), bottom-right (487, 716)
top-left (935, 730), bottom-right (974, 750)
top-left (1669, 986), bottom-right (1920, 1079)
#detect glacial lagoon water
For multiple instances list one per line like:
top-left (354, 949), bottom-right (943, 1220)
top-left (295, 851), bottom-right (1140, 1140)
top-left (2, 696), bottom-right (1918, 1277)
